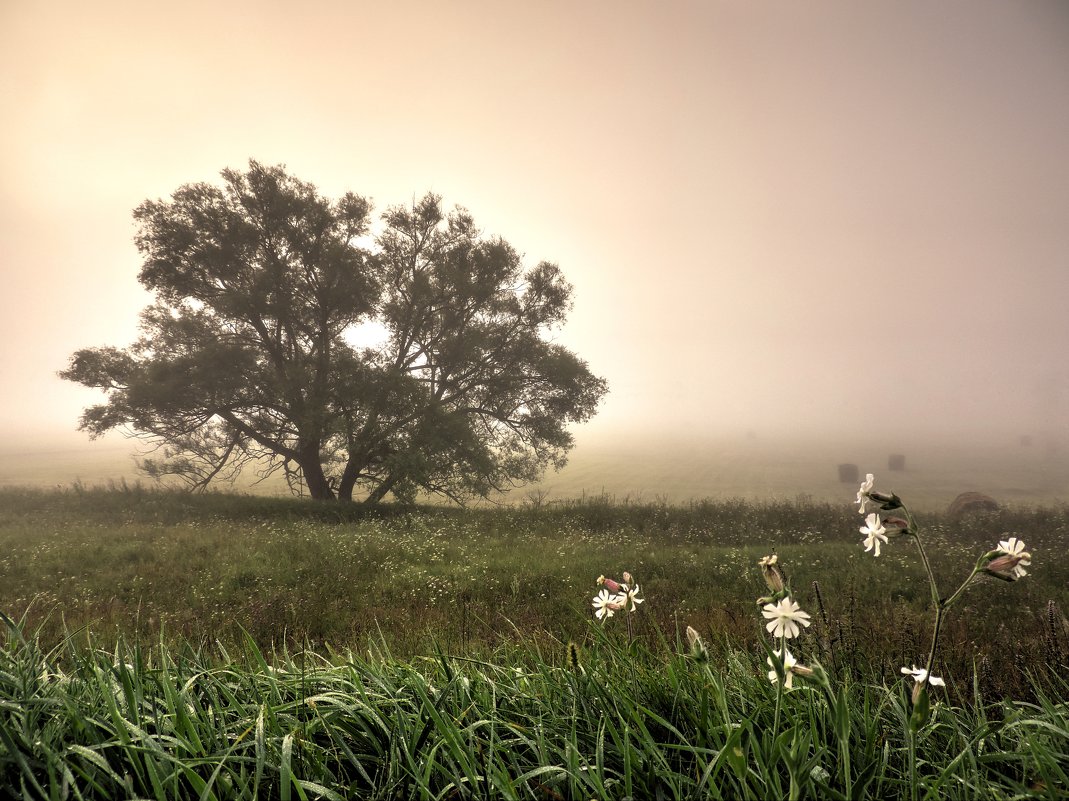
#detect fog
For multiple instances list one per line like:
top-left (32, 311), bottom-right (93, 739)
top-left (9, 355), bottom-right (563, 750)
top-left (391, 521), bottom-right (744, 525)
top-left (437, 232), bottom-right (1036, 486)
top-left (3, 1), bottom-right (1068, 496)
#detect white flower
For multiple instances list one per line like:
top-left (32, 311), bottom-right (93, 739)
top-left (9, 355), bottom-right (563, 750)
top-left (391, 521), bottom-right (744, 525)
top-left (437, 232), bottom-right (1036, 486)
top-left (761, 597), bottom-right (812, 639)
top-left (592, 588), bottom-right (625, 620)
top-left (624, 583), bottom-right (644, 611)
top-left (856, 473), bottom-right (875, 513)
top-left (860, 513), bottom-right (888, 556)
top-left (901, 665), bottom-right (945, 687)
top-left (998, 536), bottom-right (1028, 557)
top-left (993, 536), bottom-right (1032, 578)
top-left (767, 648), bottom-right (798, 688)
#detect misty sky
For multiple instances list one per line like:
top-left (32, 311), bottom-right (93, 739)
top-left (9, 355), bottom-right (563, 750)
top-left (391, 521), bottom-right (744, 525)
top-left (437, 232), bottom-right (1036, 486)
top-left (3, 0), bottom-right (1069, 455)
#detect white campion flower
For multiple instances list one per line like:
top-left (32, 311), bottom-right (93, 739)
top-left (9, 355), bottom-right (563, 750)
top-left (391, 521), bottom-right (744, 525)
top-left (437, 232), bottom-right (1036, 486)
top-left (989, 536), bottom-right (1032, 579)
top-left (592, 588), bottom-right (625, 620)
top-left (767, 648), bottom-right (799, 689)
top-left (761, 597), bottom-right (812, 639)
top-left (901, 665), bottom-right (945, 687)
top-left (624, 583), bottom-right (644, 611)
top-left (860, 513), bottom-right (888, 556)
top-left (856, 473), bottom-right (875, 513)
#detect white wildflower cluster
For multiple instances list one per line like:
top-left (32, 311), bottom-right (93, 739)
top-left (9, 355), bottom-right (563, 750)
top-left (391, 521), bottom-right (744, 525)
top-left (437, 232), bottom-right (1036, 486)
top-left (756, 555), bottom-right (815, 689)
top-left (855, 473), bottom-right (909, 556)
top-left (591, 572), bottom-right (643, 621)
top-left (852, 472), bottom-right (1035, 718)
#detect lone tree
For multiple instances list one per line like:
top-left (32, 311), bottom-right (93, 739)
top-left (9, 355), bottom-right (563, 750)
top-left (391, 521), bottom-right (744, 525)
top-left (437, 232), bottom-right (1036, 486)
top-left (61, 161), bottom-right (607, 503)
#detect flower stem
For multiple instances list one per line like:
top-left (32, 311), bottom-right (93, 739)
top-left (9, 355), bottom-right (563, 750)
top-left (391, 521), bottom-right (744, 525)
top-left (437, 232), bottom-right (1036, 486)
top-left (907, 726), bottom-right (918, 801)
top-left (941, 569), bottom-right (979, 610)
top-left (906, 505), bottom-right (942, 696)
top-left (905, 507), bottom-right (940, 609)
top-left (773, 633), bottom-right (785, 734)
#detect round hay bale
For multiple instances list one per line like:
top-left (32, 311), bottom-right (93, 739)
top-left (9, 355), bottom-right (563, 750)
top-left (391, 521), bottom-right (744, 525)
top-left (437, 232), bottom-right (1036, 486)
top-left (947, 492), bottom-right (999, 517)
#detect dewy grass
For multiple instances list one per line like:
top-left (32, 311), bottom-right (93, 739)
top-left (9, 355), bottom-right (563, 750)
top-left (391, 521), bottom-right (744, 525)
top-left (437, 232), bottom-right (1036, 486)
top-left (1, 484), bottom-right (1068, 797)
top-left (2, 484), bottom-right (1065, 698)
top-left (2, 612), bottom-right (1067, 800)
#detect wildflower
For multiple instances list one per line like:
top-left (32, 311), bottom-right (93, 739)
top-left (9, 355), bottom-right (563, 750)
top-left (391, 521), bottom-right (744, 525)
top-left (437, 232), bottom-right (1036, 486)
top-left (985, 536), bottom-right (1032, 580)
top-left (592, 588), bottom-right (625, 620)
top-left (766, 648), bottom-right (814, 689)
top-left (860, 513), bottom-right (888, 556)
top-left (856, 473), bottom-right (875, 513)
top-left (762, 596), bottom-right (812, 639)
top-left (857, 474), bottom-right (903, 512)
top-left (768, 648), bottom-right (798, 688)
top-left (759, 554), bottom-right (786, 593)
top-left (901, 665), bottom-right (945, 687)
top-left (600, 573), bottom-right (643, 611)
top-left (998, 536), bottom-right (1029, 559)
top-left (623, 582), bottom-right (644, 611)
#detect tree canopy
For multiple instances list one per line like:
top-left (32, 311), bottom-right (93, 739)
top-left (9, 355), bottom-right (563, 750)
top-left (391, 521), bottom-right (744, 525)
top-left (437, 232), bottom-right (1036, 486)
top-left (61, 161), bottom-right (607, 503)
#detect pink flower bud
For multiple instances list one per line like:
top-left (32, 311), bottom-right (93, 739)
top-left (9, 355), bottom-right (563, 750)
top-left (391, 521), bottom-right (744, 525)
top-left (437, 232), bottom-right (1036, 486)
top-left (983, 553), bottom-right (1029, 581)
top-left (597, 575), bottom-right (622, 592)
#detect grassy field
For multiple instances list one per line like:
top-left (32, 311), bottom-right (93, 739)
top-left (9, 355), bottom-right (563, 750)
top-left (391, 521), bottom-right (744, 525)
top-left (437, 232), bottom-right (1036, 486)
top-left (1, 484), bottom-right (1067, 798)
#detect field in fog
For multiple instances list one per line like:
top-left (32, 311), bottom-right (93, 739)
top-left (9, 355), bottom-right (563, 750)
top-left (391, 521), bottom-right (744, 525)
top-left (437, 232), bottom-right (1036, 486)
top-left (3, 431), bottom-right (1068, 511)
top-left (2, 485), bottom-right (1067, 799)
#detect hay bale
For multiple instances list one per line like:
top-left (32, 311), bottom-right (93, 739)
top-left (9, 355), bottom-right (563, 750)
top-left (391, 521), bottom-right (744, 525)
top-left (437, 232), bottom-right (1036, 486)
top-left (838, 463), bottom-right (860, 483)
top-left (947, 492), bottom-right (999, 517)
top-left (888, 453), bottom-right (906, 471)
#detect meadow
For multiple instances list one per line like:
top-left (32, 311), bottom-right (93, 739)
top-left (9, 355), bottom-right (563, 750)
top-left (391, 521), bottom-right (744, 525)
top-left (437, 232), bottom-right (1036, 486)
top-left (1, 481), bottom-right (1068, 798)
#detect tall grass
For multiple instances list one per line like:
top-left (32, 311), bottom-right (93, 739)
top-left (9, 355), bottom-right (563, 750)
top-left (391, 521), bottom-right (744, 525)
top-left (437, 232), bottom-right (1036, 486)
top-left (1, 486), bottom-right (1066, 700)
top-left (1, 487), bottom-right (1068, 797)
top-left (1, 614), bottom-right (1066, 800)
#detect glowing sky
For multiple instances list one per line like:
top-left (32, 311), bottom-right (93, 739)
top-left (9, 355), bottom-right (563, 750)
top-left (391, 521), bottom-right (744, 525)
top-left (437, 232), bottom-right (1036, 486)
top-left (3, 0), bottom-right (1069, 454)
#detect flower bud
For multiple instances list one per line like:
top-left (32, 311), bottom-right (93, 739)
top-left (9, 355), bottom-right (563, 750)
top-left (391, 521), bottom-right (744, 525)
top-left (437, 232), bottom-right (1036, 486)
top-left (597, 575), bottom-right (623, 592)
top-left (685, 625), bottom-right (701, 649)
top-left (868, 490), bottom-right (902, 510)
top-left (622, 571), bottom-right (634, 586)
top-left (983, 552), bottom-right (1030, 581)
top-left (759, 555), bottom-right (786, 593)
top-left (686, 625), bottom-right (708, 661)
top-left (882, 516), bottom-right (911, 538)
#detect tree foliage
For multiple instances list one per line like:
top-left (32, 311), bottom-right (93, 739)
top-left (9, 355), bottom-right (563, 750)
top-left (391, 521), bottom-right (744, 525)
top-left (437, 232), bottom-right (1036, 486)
top-left (61, 161), bottom-right (607, 503)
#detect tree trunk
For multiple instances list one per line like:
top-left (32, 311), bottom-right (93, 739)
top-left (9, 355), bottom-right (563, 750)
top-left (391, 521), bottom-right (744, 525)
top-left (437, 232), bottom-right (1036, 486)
top-left (298, 444), bottom-right (336, 501)
top-left (336, 455), bottom-right (365, 502)
top-left (362, 473), bottom-right (400, 506)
